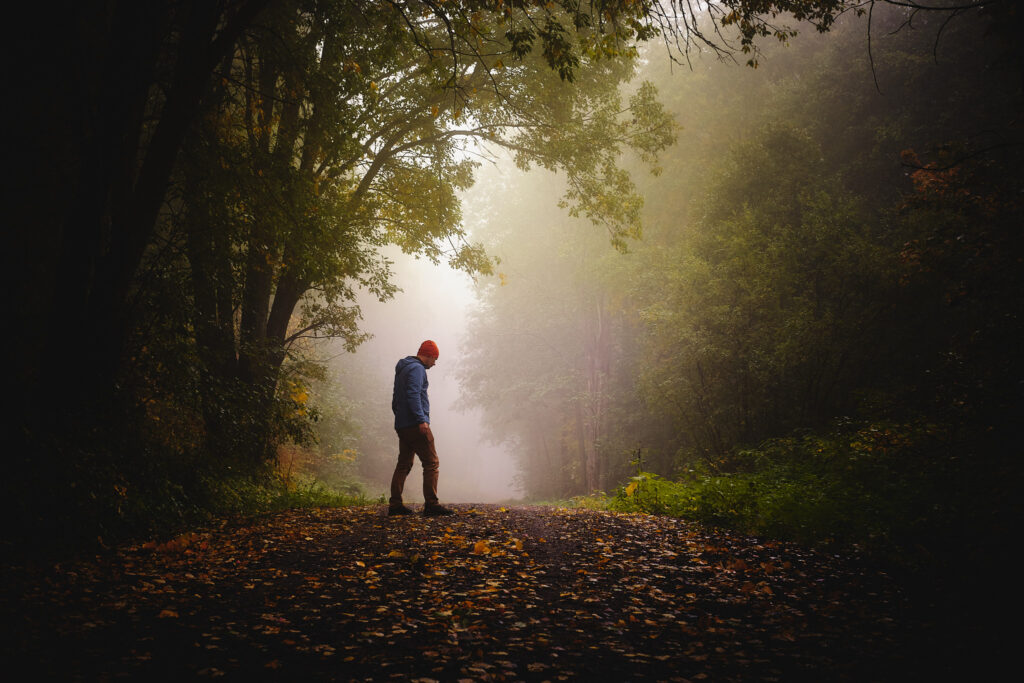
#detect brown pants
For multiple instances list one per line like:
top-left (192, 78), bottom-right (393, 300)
top-left (390, 425), bottom-right (439, 506)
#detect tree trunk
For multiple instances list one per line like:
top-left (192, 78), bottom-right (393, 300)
top-left (29, 0), bottom-right (269, 427)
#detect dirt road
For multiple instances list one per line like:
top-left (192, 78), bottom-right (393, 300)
top-left (3, 504), bottom-right (911, 681)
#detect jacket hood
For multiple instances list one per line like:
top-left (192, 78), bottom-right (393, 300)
top-left (395, 356), bottom-right (422, 373)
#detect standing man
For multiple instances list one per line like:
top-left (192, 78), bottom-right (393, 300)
top-left (389, 340), bottom-right (454, 516)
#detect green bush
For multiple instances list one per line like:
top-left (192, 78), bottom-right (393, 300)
top-left (604, 420), bottom-right (983, 562)
top-left (269, 478), bottom-right (371, 510)
top-left (201, 471), bottom-right (370, 517)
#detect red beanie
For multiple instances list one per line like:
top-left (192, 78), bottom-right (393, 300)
top-left (418, 340), bottom-right (439, 358)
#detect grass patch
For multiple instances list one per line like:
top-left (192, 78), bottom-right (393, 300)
top-left (599, 419), bottom-right (1016, 568)
top-left (203, 472), bottom-right (374, 518)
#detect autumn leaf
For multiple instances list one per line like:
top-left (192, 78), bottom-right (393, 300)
top-left (11, 505), bottom-right (908, 681)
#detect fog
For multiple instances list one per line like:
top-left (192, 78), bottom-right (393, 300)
top-left (323, 7), bottom-right (1024, 506)
top-left (11, 9), bottom-right (1016, 669)
top-left (344, 244), bottom-right (522, 504)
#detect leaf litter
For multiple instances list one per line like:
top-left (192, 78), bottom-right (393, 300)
top-left (1, 505), bottom-right (913, 681)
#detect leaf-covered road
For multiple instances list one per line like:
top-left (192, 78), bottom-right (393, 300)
top-left (3, 505), bottom-right (913, 681)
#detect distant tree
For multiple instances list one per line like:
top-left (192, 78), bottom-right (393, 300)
top-left (457, 167), bottom-right (657, 496)
top-left (459, 0), bottom-right (1023, 496)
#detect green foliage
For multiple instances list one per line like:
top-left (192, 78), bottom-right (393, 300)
top-left (165, 0), bottom-right (678, 475)
top-left (603, 416), bottom-right (1019, 568)
top-left (8, 430), bottom-right (368, 559)
top-left (12, 0), bottom-right (675, 553)
top-left (194, 471), bottom-right (371, 523)
top-left (563, 493), bottom-right (614, 511)
top-left (464, 7), bottom-right (1023, 575)
top-left (13, 0), bottom-right (1021, 558)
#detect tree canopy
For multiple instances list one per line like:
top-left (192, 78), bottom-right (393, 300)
top-left (8, 0), bottom-right (1019, 558)
top-left (10, 0), bottom-right (678, 548)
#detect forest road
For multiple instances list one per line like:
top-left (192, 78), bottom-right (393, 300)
top-left (3, 504), bottom-right (919, 681)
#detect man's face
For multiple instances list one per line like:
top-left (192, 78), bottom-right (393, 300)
top-left (421, 355), bottom-right (437, 368)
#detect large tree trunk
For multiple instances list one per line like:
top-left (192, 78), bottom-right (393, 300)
top-left (184, 183), bottom-right (244, 462)
top-left (25, 0), bottom-right (269, 427)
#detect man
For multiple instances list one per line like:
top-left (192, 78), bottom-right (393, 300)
top-left (389, 340), bottom-right (454, 516)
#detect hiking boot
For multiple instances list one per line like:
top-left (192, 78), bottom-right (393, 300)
top-left (423, 503), bottom-right (454, 516)
top-left (388, 504), bottom-right (414, 516)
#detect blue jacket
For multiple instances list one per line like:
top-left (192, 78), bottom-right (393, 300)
top-left (392, 356), bottom-right (430, 430)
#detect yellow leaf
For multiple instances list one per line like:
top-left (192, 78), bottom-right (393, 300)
top-left (472, 540), bottom-right (491, 554)
top-left (387, 550), bottom-right (406, 559)
top-left (625, 481), bottom-right (638, 497)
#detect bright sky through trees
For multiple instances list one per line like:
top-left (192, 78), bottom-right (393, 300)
top-left (350, 243), bottom-right (522, 503)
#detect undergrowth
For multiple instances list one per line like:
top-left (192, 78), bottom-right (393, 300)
top-left (205, 474), bottom-right (372, 518)
top-left (568, 419), bottom-right (1018, 568)
top-left (7, 449), bottom-right (373, 561)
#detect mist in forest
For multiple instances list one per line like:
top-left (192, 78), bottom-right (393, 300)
top-left (10, 0), bottom-right (1021, 602)
top-left (335, 244), bottom-right (522, 503)
top-left (448, 7), bottom-right (1024, 511)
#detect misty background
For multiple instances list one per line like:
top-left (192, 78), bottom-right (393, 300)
top-left (8, 3), bottom-right (1021, 674)
top-left (10, 7), bottom-right (1022, 644)
top-left (337, 240), bottom-right (522, 503)
top-left (291, 4), bottom-right (1024, 518)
